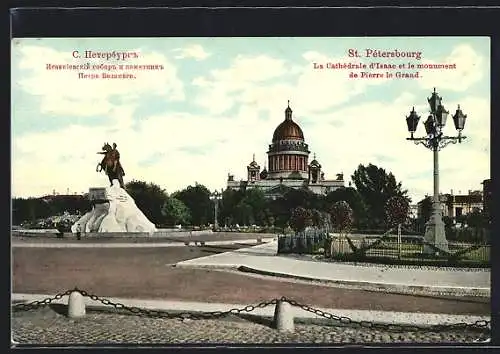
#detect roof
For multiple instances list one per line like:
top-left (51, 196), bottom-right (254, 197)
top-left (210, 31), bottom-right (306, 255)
top-left (272, 103), bottom-right (304, 142)
top-left (272, 119), bottom-right (304, 141)
top-left (449, 195), bottom-right (482, 204)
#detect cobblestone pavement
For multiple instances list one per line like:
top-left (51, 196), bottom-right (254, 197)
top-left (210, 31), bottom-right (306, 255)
top-left (12, 307), bottom-right (489, 345)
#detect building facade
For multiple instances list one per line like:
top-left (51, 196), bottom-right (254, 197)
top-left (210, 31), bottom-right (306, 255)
top-left (227, 103), bottom-right (345, 196)
top-left (417, 188), bottom-right (484, 222)
top-left (443, 190), bottom-right (483, 219)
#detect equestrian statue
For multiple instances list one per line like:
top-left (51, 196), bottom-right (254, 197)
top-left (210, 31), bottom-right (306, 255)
top-left (96, 142), bottom-right (126, 188)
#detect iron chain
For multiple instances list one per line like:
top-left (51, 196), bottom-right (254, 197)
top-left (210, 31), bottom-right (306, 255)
top-left (12, 289), bottom-right (74, 311)
top-left (279, 296), bottom-right (490, 333)
top-left (12, 289), bottom-right (490, 334)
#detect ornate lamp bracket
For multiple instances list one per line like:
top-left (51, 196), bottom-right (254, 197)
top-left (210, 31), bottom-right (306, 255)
top-left (438, 138), bottom-right (457, 151)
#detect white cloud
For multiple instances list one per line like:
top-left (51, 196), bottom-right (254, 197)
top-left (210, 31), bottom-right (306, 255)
top-left (193, 55), bottom-right (290, 115)
top-left (418, 44), bottom-right (486, 91)
top-left (173, 44), bottom-right (211, 61)
top-left (193, 51), bottom-right (391, 118)
top-left (14, 45), bottom-right (184, 117)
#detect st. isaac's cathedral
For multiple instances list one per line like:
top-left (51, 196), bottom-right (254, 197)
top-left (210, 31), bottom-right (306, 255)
top-left (227, 103), bottom-right (345, 198)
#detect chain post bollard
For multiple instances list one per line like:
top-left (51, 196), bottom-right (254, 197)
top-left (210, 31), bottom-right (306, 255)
top-left (273, 297), bottom-right (295, 332)
top-left (68, 290), bottom-right (86, 318)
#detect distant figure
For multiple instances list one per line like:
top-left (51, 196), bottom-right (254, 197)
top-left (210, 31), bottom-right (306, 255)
top-left (96, 142), bottom-right (126, 188)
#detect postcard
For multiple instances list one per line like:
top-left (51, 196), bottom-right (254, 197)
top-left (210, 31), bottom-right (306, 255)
top-left (11, 36), bottom-right (491, 346)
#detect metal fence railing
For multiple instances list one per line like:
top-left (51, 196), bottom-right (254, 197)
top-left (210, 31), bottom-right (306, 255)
top-left (277, 231), bottom-right (490, 267)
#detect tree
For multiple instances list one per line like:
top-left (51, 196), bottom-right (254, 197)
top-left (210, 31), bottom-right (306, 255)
top-left (384, 195), bottom-right (410, 228)
top-left (47, 195), bottom-right (90, 216)
top-left (442, 215), bottom-right (455, 240)
top-left (323, 187), bottom-right (368, 228)
top-left (161, 197), bottom-right (191, 226)
top-left (268, 197), bottom-right (291, 229)
top-left (289, 207), bottom-right (313, 232)
top-left (351, 163), bottom-right (411, 229)
top-left (240, 188), bottom-right (268, 225)
top-left (219, 188), bottom-right (244, 226)
top-left (283, 187), bottom-right (319, 210)
top-left (418, 196), bottom-right (432, 226)
top-left (125, 180), bottom-right (168, 225)
top-left (267, 215), bottom-right (276, 227)
top-left (173, 183), bottom-right (212, 226)
top-left (467, 209), bottom-right (483, 229)
top-left (234, 201), bottom-right (253, 226)
top-left (328, 201), bottom-right (354, 235)
top-left (12, 198), bottom-right (55, 225)
top-left (310, 209), bottom-right (331, 230)
top-left (467, 209), bottom-right (485, 242)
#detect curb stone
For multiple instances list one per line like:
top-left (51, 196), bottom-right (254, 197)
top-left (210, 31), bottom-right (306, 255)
top-left (173, 263), bottom-right (490, 298)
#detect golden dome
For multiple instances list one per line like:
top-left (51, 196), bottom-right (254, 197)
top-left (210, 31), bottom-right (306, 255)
top-left (272, 103), bottom-right (304, 141)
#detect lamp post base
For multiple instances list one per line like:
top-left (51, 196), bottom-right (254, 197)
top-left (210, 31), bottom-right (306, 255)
top-left (423, 215), bottom-right (449, 255)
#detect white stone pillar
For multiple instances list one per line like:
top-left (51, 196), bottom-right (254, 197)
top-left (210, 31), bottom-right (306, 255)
top-left (67, 291), bottom-right (86, 318)
top-left (273, 300), bottom-right (295, 332)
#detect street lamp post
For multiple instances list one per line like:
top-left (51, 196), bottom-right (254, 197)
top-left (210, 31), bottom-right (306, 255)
top-left (209, 190), bottom-right (223, 230)
top-left (405, 88), bottom-right (468, 254)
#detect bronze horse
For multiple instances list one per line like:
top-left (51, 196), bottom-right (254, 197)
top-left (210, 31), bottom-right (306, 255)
top-left (96, 142), bottom-right (126, 188)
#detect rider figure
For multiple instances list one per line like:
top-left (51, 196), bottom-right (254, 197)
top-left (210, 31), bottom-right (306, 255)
top-left (109, 143), bottom-right (125, 176)
top-left (98, 143), bottom-right (125, 176)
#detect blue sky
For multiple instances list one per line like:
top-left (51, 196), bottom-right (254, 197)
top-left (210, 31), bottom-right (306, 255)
top-left (11, 37), bottom-right (490, 202)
